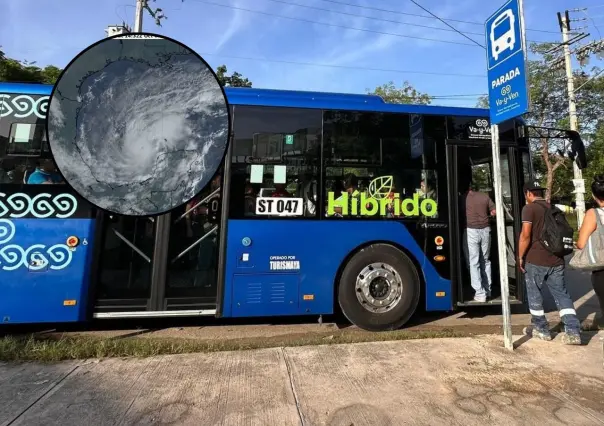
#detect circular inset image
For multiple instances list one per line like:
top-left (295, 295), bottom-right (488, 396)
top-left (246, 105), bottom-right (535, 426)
top-left (46, 32), bottom-right (230, 216)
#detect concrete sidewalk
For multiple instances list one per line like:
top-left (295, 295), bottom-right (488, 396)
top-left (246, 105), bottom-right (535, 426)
top-left (1, 333), bottom-right (603, 426)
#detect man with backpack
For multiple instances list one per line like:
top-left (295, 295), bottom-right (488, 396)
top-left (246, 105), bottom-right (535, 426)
top-left (518, 182), bottom-right (581, 345)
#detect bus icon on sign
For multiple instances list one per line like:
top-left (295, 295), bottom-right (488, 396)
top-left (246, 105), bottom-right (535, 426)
top-left (490, 9), bottom-right (516, 61)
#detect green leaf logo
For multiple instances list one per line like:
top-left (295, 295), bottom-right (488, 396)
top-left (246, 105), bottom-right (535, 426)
top-left (368, 175), bottom-right (393, 200)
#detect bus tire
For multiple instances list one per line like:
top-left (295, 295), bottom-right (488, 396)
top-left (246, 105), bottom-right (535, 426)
top-left (337, 244), bottom-right (420, 332)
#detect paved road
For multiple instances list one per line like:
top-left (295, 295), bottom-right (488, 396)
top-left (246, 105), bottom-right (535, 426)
top-left (1, 333), bottom-right (603, 426)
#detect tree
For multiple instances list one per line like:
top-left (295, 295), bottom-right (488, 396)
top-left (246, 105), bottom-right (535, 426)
top-left (368, 81), bottom-right (431, 105)
top-left (528, 43), bottom-right (604, 201)
top-left (583, 124), bottom-right (604, 193)
top-left (476, 95), bottom-right (489, 109)
top-left (1, 51), bottom-right (253, 89)
top-left (476, 43), bottom-right (604, 202)
top-left (0, 49), bottom-right (62, 84)
top-left (215, 64), bottom-right (252, 88)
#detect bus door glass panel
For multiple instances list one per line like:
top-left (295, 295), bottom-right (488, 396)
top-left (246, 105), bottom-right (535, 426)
top-left (521, 150), bottom-right (533, 190)
top-left (97, 215), bottom-right (156, 300)
top-left (495, 149), bottom-right (517, 282)
top-left (165, 172), bottom-right (222, 298)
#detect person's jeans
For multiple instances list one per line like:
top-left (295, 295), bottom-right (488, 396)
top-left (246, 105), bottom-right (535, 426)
top-left (525, 263), bottom-right (581, 335)
top-left (464, 227), bottom-right (492, 299)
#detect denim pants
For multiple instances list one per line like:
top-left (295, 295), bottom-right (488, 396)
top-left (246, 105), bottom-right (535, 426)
top-left (464, 227), bottom-right (492, 299)
top-left (525, 263), bottom-right (581, 335)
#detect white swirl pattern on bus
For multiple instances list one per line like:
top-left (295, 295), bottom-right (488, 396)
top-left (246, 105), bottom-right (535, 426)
top-left (0, 94), bottom-right (49, 119)
top-left (0, 193), bottom-right (78, 218)
top-left (0, 219), bottom-right (73, 271)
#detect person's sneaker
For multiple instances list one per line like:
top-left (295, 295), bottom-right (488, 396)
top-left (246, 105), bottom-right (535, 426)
top-left (523, 326), bottom-right (552, 341)
top-left (561, 333), bottom-right (582, 345)
top-left (473, 295), bottom-right (487, 303)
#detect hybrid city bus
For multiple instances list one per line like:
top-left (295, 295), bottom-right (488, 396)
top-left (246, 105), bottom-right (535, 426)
top-left (0, 81), bottom-right (572, 331)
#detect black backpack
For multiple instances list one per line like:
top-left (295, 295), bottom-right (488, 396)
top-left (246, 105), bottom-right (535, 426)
top-left (535, 201), bottom-right (575, 257)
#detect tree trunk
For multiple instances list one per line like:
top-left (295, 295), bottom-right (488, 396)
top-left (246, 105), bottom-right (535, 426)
top-left (546, 168), bottom-right (554, 203)
top-left (540, 134), bottom-right (553, 203)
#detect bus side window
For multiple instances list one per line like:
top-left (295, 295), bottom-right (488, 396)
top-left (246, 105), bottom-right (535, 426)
top-left (323, 110), bottom-right (444, 220)
top-left (228, 105), bottom-right (321, 220)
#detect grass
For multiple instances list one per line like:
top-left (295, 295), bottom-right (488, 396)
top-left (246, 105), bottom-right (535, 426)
top-left (0, 328), bottom-right (473, 363)
top-left (1, 323), bottom-right (599, 363)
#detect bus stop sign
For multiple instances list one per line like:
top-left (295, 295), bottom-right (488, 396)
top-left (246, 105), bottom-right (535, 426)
top-left (485, 0), bottom-right (529, 125)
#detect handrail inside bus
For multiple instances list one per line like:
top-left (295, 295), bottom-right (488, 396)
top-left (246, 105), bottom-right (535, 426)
top-left (170, 225), bottom-right (218, 264)
top-left (111, 229), bottom-right (151, 263)
top-left (175, 187), bottom-right (221, 223)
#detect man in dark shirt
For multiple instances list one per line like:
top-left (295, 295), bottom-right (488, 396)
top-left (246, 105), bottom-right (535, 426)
top-left (461, 182), bottom-right (496, 302)
top-left (518, 182), bottom-right (581, 345)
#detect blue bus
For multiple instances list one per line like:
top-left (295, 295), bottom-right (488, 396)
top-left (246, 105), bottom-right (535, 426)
top-left (0, 81), bottom-right (543, 330)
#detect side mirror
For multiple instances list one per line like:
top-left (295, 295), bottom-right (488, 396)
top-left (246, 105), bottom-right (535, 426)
top-left (566, 130), bottom-right (588, 170)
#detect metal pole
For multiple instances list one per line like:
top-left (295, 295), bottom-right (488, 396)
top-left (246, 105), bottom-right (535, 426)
top-left (134, 0), bottom-right (145, 32)
top-left (561, 13), bottom-right (586, 228)
top-left (491, 124), bottom-right (514, 351)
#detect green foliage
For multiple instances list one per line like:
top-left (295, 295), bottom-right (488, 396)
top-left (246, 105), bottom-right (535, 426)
top-left (477, 43), bottom-right (604, 202)
top-left (0, 49), bottom-right (62, 84)
top-left (583, 125), bottom-right (604, 191)
top-left (1, 50), bottom-right (252, 89)
top-left (476, 95), bottom-right (489, 109)
top-left (215, 64), bottom-right (252, 88)
top-left (368, 81), bottom-right (431, 105)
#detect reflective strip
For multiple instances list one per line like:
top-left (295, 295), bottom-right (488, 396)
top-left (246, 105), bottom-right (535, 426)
top-left (559, 308), bottom-right (577, 316)
top-left (530, 309), bottom-right (545, 316)
top-left (588, 237), bottom-right (596, 264)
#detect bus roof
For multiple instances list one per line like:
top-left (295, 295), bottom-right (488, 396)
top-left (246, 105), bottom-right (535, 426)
top-left (0, 82), bottom-right (489, 117)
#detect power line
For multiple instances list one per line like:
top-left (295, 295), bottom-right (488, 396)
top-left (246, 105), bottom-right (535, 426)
top-left (189, 0), bottom-right (481, 47)
top-left (200, 52), bottom-right (487, 78)
top-left (311, 0), bottom-right (561, 34)
top-left (583, 8), bottom-right (603, 39)
top-left (407, 0), bottom-right (485, 48)
top-left (256, 0), bottom-right (485, 37)
top-left (257, 0), bottom-right (555, 45)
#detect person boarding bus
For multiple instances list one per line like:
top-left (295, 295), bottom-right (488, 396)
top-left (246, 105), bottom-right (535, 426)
top-left (518, 182), bottom-right (581, 345)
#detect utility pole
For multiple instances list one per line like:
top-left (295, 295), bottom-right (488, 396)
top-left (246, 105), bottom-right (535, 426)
top-left (134, 0), bottom-right (146, 32)
top-left (132, 0), bottom-right (168, 32)
top-left (557, 11), bottom-right (586, 228)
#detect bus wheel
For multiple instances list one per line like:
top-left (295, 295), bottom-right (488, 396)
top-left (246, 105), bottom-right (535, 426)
top-left (338, 244), bottom-right (420, 332)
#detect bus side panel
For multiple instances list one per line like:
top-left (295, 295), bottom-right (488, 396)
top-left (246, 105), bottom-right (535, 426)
top-left (0, 218), bottom-right (96, 324)
top-left (222, 220), bottom-right (452, 318)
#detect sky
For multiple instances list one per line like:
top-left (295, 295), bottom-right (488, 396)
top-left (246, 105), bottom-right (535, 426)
top-left (2, 0), bottom-right (604, 107)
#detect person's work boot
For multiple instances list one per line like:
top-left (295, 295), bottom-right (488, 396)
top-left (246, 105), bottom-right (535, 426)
top-left (561, 332), bottom-right (582, 345)
top-left (523, 326), bottom-right (552, 341)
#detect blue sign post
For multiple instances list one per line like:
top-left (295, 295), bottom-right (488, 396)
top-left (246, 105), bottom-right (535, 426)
top-left (485, 0), bottom-right (530, 124)
top-left (485, 0), bottom-right (528, 352)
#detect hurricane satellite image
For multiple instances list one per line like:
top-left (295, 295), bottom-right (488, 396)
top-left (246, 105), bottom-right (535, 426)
top-left (46, 34), bottom-right (230, 216)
